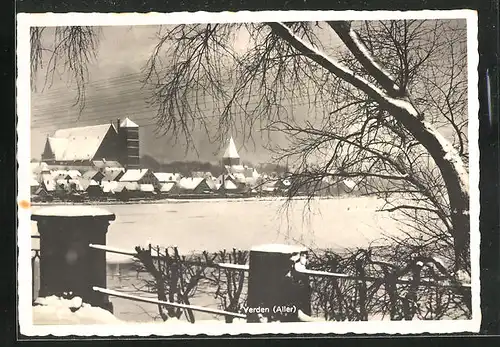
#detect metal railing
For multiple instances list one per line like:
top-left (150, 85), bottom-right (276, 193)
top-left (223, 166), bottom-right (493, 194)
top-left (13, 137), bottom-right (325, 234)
top-left (89, 243), bottom-right (471, 322)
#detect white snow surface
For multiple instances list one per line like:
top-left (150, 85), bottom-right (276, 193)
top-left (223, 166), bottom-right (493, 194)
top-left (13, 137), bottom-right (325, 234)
top-left (31, 205), bottom-right (115, 217)
top-left (348, 28), bottom-right (399, 90)
top-left (33, 296), bottom-right (122, 325)
top-left (251, 243), bottom-right (307, 254)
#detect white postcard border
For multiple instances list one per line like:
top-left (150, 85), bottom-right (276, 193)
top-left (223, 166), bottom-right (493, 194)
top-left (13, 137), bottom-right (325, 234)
top-left (17, 9), bottom-right (481, 336)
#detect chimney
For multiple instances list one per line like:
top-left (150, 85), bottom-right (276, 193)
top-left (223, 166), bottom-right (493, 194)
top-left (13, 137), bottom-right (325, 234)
top-left (116, 118), bottom-right (121, 133)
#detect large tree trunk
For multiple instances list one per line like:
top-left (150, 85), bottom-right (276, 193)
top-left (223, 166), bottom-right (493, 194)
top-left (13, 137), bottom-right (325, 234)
top-left (269, 22), bottom-right (470, 271)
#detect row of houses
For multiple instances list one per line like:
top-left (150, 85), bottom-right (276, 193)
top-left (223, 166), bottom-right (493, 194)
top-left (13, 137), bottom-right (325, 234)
top-left (30, 164), bottom-right (295, 202)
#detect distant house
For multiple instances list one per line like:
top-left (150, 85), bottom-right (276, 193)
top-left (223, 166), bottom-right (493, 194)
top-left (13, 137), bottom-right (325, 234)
top-left (30, 177), bottom-right (40, 195)
top-left (102, 169), bottom-right (124, 184)
top-left (78, 178), bottom-right (102, 199)
top-left (216, 174), bottom-right (244, 193)
top-left (217, 178), bottom-right (240, 193)
top-left (101, 181), bottom-right (119, 195)
top-left (93, 160), bottom-right (123, 171)
top-left (50, 170), bottom-right (68, 180)
top-left (120, 169), bottom-right (159, 188)
top-left (158, 182), bottom-right (176, 195)
top-left (41, 177), bottom-right (56, 193)
top-left (112, 181), bottom-right (140, 201)
top-left (66, 170), bottom-right (82, 179)
top-left (139, 184), bottom-right (157, 199)
top-left (33, 186), bottom-right (53, 202)
top-left (82, 169), bottom-right (105, 183)
top-left (177, 177), bottom-right (214, 194)
top-left (153, 172), bottom-right (181, 183)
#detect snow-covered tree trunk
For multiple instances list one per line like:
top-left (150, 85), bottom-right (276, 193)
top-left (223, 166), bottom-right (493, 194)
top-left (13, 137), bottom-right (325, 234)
top-left (268, 21), bottom-right (470, 271)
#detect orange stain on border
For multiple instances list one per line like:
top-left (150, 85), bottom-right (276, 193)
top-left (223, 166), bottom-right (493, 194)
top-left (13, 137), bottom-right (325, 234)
top-left (19, 200), bottom-right (31, 209)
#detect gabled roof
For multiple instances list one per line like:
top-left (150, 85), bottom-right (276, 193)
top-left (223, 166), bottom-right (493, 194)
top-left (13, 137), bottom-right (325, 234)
top-left (342, 179), bottom-right (357, 190)
top-left (178, 177), bottom-right (204, 190)
top-left (120, 117), bottom-right (139, 128)
top-left (124, 182), bottom-right (140, 191)
top-left (223, 137), bottom-right (240, 159)
top-left (101, 181), bottom-right (119, 193)
top-left (82, 170), bottom-right (99, 179)
top-left (46, 124), bottom-right (116, 162)
top-left (66, 170), bottom-right (82, 179)
top-left (47, 137), bottom-right (68, 160)
top-left (42, 180), bottom-right (56, 192)
top-left (50, 170), bottom-right (68, 179)
top-left (139, 184), bottom-right (155, 192)
top-left (93, 160), bottom-right (123, 169)
top-left (103, 170), bottom-right (124, 182)
top-left (78, 178), bottom-right (100, 191)
top-left (119, 169), bottom-right (150, 182)
top-left (159, 182), bottom-right (176, 192)
top-left (221, 179), bottom-right (238, 190)
top-left (153, 172), bottom-right (179, 182)
top-left (204, 177), bottom-right (217, 190)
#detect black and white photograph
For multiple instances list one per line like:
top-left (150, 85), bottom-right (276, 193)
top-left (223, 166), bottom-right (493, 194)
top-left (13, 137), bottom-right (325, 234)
top-left (17, 10), bottom-right (480, 335)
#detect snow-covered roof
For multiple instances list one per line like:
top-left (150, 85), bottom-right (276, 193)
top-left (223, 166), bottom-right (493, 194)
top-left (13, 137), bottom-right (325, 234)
top-left (204, 177), bottom-right (217, 190)
top-left (342, 179), bottom-right (357, 190)
top-left (48, 124), bottom-right (115, 161)
top-left (66, 170), bottom-right (82, 178)
top-left (42, 180), bottom-right (56, 192)
top-left (153, 172), bottom-right (179, 182)
top-left (50, 170), bottom-right (68, 178)
top-left (139, 184), bottom-right (155, 192)
top-left (82, 170), bottom-right (99, 179)
top-left (178, 177), bottom-right (204, 190)
top-left (232, 172), bottom-right (247, 184)
top-left (30, 177), bottom-right (40, 187)
top-left (222, 179), bottom-right (238, 190)
top-left (120, 117), bottom-right (139, 128)
top-left (103, 170), bottom-right (123, 182)
top-left (47, 137), bottom-right (68, 160)
top-left (159, 182), bottom-right (176, 192)
top-left (78, 178), bottom-right (100, 190)
top-left (93, 160), bottom-right (123, 169)
top-left (119, 169), bottom-right (149, 182)
top-left (101, 181), bottom-right (119, 193)
top-left (223, 137), bottom-right (240, 159)
top-left (56, 179), bottom-right (69, 187)
top-left (124, 182), bottom-right (140, 191)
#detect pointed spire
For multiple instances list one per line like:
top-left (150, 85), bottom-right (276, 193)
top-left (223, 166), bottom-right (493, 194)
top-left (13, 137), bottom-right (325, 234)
top-left (223, 136), bottom-right (240, 159)
top-left (120, 117), bottom-right (139, 128)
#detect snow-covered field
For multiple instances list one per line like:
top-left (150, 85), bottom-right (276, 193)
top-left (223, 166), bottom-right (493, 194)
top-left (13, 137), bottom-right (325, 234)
top-left (30, 196), bottom-right (405, 323)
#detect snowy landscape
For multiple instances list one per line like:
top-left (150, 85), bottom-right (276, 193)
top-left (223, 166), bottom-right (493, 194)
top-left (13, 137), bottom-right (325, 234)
top-left (21, 10), bottom-right (478, 334)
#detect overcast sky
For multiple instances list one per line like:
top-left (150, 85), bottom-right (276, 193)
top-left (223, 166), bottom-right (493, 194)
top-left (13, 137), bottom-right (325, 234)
top-left (30, 25), bottom-right (325, 165)
top-left (29, 21), bottom-right (465, 166)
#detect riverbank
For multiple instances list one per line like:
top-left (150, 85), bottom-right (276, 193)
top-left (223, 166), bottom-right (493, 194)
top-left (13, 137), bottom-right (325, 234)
top-left (30, 194), bottom-right (353, 207)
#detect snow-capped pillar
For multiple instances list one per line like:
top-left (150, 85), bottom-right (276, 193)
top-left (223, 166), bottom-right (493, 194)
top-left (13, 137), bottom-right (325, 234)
top-left (31, 206), bottom-right (115, 313)
top-left (246, 244), bottom-right (311, 323)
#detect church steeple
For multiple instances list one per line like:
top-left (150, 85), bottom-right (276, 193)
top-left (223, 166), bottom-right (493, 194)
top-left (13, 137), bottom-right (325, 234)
top-left (222, 136), bottom-right (240, 166)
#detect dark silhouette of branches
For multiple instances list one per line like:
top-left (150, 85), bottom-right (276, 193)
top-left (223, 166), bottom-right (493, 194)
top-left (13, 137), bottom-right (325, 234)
top-left (30, 26), bottom-right (100, 114)
top-left (31, 19), bottom-right (470, 272)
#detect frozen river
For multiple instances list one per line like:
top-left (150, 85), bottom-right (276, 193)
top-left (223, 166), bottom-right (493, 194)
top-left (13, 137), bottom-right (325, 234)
top-left (30, 196), bottom-right (403, 263)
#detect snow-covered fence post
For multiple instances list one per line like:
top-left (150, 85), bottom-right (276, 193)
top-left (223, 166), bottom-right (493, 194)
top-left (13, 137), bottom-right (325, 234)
top-left (246, 244), bottom-right (311, 323)
top-left (31, 206), bottom-right (115, 312)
